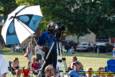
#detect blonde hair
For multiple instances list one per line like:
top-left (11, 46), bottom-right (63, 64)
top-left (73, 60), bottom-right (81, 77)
top-left (32, 56), bottom-right (36, 62)
top-left (44, 65), bottom-right (55, 77)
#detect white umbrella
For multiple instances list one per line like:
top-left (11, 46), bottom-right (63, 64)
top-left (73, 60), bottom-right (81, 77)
top-left (1, 5), bottom-right (43, 45)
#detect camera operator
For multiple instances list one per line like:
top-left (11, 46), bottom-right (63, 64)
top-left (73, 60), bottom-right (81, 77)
top-left (37, 21), bottom-right (59, 71)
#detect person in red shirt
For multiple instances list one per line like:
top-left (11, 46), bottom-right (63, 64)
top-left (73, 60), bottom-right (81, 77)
top-left (22, 67), bottom-right (30, 77)
top-left (31, 57), bottom-right (41, 75)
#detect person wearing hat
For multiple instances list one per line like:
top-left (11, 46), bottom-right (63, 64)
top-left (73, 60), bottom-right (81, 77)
top-left (37, 21), bottom-right (58, 70)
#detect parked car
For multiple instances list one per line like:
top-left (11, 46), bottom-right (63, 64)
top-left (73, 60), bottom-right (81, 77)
top-left (95, 37), bottom-right (113, 52)
top-left (76, 42), bottom-right (92, 51)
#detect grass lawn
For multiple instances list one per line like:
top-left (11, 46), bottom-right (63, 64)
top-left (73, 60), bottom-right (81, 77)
top-left (2, 48), bottom-right (112, 71)
top-left (64, 52), bottom-right (112, 71)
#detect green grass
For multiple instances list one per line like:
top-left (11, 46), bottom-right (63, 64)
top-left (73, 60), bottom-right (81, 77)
top-left (64, 52), bottom-right (112, 70)
top-left (2, 48), bottom-right (112, 71)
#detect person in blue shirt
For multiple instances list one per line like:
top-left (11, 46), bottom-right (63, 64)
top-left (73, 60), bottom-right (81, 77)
top-left (37, 22), bottom-right (57, 70)
top-left (105, 57), bottom-right (115, 72)
top-left (68, 62), bottom-right (86, 77)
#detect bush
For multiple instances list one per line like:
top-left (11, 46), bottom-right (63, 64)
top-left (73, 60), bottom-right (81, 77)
top-left (2, 48), bottom-right (11, 52)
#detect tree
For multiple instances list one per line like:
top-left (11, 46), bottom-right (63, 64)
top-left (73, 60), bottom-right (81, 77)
top-left (1, 0), bottom-right (115, 37)
top-left (38, 0), bottom-right (115, 37)
top-left (16, 0), bottom-right (39, 5)
top-left (0, 0), bottom-right (17, 19)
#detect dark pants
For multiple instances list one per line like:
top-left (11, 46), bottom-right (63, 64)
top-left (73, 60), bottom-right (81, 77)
top-left (45, 51), bottom-right (57, 69)
top-left (41, 51), bottom-right (57, 77)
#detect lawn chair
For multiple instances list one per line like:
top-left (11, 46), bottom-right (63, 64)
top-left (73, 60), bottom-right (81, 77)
top-left (8, 60), bottom-right (22, 77)
top-left (8, 61), bottom-right (16, 75)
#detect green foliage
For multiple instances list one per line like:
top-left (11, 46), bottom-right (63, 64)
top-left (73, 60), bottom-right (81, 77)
top-left (1, 0), bottom-right (115, 37)
top-left (16, 0), bottom-right (39, 5)
top-left (0, 0), bottom-right (17, 19)
top-left (38, 0), bottom-right (115, 37)
top-left (2, 47), bottom-right (11, 52)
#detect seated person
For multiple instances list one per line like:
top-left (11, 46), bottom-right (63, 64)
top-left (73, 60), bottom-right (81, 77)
top-left (56, 59), bottom-right (63, 72)
top-left (96, 67), bottom-right (106, 77)
top-left (22, 67), bottom-right (30, 77)
top-left (106, 57), bottom-right (115, 72)
top-left (68, 62), bottom-right (85, 77)
top-left (87, 68), bottom-right (93, 77)
top-left (62, 57), bottom-right (67, 73)
top-left (9, 57), bottom-right (21, 77)
top-left (69, 56), bottom-right (83, 70)
top-left (56, 57), bottom-right (67, 73)
top-left (44, 65), bottom-right (56, 77)
top-left (31, 57), bottom-right (41, 75)
top-left (56, 59), bottom-right (64, 77)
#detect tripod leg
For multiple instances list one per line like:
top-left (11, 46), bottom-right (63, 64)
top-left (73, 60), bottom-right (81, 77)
top-left (57, 42), bottom-right (62, 56)
top-left (37, 42), bottom-right (55, 77)
top-left (59, 42), bottom-right (62, 56)
top-left (56, 43), bottom-right (59, 55)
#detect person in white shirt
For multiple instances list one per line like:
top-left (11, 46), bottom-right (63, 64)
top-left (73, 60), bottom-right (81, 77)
top-left (0, 54), bottom-right (8, 77)
top-left (56, 59), bottom-right (64, 77)
top-left (34, 45), bottom-right (45, 61)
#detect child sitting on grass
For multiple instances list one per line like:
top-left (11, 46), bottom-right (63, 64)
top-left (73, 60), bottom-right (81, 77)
top-left (62, 57), bottom-right (67, 73)
top-left (9, 57), bottom-right (21, 77)
top-left (31, 56), bottom-right (41, 75)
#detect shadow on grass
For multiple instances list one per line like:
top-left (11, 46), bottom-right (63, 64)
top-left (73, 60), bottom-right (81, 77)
top-left (1, 47), bottom-right (112, 59)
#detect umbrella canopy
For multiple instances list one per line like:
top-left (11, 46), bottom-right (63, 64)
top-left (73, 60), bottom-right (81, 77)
top-left (1, 5), bottom-right (43, 45)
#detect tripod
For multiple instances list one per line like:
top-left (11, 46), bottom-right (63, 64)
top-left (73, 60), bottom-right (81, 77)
top-left (37, 41), bottom-right (64, 77)
top-left (37, 27), bottom-right (64, 77)
top-left (37, 42), bottom-right (55, 77)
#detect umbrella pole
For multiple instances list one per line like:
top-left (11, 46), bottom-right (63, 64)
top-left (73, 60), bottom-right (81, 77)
top-left (29, 35), bottom-right (38, 46)
top-left (32, 36), bottom-right (38, 45)
top-left (30, 36), bottom-right (38, 56)
top-left (37, 42), bottom-right (55, 77)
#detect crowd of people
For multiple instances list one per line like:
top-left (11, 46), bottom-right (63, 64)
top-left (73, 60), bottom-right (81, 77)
top-left (1, 54), bottom-right (115, 77)
top-left (0, 21), bottom-right (115, 77)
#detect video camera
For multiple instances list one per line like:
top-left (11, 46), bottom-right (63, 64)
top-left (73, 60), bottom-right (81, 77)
top-left (55, 25), bottom-right (65, 39)
top-left (47, 22), bottom-right (65, 39)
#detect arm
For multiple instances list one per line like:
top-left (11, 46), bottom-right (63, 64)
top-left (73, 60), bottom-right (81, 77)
top-left (31, 64), bottom-right (34, 71)
top-left (11, 62), bottom-right (19, 70)
top-left (77, 61), bottom-right (83, 70)
top-left (37, 32), bottom-right (49, 52)
top-left (37, 32), bottom-right (46, 46)
top-left (11, 62), bottom-right (16, 70)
